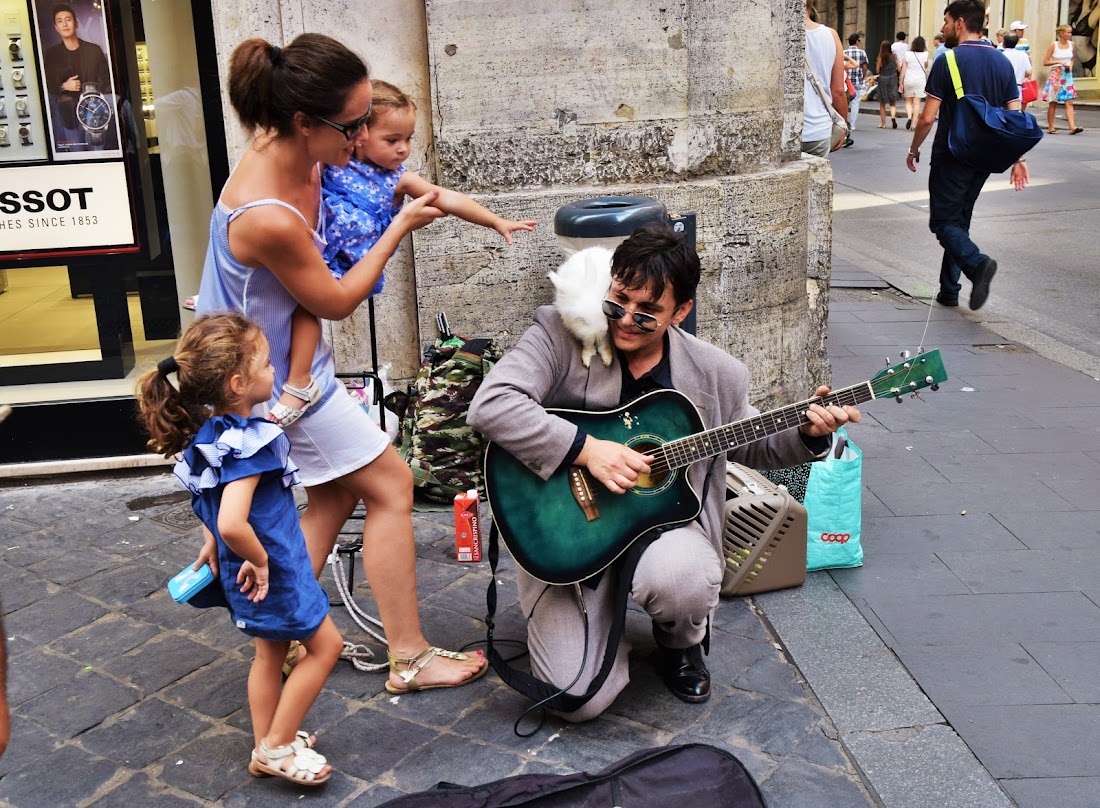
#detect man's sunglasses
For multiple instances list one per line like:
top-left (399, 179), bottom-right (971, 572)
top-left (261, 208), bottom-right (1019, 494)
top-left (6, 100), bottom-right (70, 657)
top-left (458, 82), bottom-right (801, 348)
top-left (601, 299), bottom-right (661, 333)
top-left (316, 102), bottom-right (372, 141)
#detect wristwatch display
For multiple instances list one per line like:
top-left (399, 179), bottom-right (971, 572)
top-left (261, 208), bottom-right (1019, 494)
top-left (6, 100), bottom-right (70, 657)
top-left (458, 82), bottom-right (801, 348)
top-left (18, 123), bottom-right (30, 145)
top-left (7, 38), bottom-right (22, 61)
top-left (0, 99), bottom-right (5, 119)
top-left (14, 97), bottom-right (28, 117)
top-left (11, 68), bottom-right (25, 89)
top-left (0, 125), bottom-right (8, 147)
top-left (76, 81), bottom-right (112, 146)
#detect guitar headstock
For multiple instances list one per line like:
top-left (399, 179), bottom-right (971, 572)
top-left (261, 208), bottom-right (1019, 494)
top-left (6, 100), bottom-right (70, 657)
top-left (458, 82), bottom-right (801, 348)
top-left (869, 349), bottom-right (948, 402)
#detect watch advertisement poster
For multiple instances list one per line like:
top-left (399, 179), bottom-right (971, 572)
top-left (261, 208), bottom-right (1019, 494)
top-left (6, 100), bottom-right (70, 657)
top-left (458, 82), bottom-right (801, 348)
top-left (30, 0), bottom-right (122, 160)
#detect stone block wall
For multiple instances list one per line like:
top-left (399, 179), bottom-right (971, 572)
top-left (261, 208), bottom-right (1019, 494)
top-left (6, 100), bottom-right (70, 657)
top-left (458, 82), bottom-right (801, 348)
top-left (210, 0), bottom-right (834, 408)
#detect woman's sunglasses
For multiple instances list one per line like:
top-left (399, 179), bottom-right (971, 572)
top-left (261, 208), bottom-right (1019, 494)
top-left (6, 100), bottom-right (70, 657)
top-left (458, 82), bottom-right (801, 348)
top-left (601, 299), bottom-right (661, 333)
top-left (316, 102), bottom-right (372, 141)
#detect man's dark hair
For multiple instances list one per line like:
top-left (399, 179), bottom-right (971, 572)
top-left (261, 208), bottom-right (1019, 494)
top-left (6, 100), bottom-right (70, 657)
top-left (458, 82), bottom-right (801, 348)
top-left (896, 31), bottom-right (907, 40)
top-left (944, 0), bottom-right (985, 34)
top-left (848, 32), bottom-right (861, 45)
top-left (51, 4), bottom-right (76, 23)
top-left (611, 223), bottom-right (700, 308)
top-left (1003, 32), bottom-right (1019, 48)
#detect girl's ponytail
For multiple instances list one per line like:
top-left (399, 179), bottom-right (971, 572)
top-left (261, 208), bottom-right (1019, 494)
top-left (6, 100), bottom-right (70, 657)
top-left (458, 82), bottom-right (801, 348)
top-left (134, 313), bottom-right (263, 458)
top-left (135, 362), bottom-right (199, 458)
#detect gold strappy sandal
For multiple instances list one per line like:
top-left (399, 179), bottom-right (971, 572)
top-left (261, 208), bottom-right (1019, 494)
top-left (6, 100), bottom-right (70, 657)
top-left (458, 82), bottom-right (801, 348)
top-left (384, 646), bottom-right (487, 694)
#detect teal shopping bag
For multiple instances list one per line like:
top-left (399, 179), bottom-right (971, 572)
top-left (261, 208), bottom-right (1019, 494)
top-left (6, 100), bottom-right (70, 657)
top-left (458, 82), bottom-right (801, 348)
top-left (804, 427), bottom-right (863, 570)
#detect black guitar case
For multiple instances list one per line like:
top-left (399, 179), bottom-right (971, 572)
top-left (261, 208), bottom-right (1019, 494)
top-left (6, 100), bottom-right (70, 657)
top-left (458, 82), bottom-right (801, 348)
top-left (374, 743), bottom-right (767, 807)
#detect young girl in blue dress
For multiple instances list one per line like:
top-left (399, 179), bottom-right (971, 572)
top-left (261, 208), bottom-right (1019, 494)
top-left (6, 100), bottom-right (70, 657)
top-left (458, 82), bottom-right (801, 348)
top-left (267, 79), bottom-right (538, 425)
top-left (136, 313), bottom-right (344, 787)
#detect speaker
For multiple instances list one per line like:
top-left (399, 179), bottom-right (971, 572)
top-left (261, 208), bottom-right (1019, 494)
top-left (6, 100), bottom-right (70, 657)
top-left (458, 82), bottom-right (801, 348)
top-left (720, 463), bottom-right (808, 597)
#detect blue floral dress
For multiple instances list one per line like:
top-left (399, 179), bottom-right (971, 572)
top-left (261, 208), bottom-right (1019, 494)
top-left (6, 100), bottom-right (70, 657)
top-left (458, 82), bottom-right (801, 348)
top-left (321, 158), bottom-right (407, 296)
top-left (174, 414), bottom-right (328, 641)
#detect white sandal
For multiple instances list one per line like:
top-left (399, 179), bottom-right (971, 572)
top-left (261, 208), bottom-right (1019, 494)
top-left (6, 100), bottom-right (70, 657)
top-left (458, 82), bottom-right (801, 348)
top-left (249, 739), bottom-right (331, 785)
top-left (267, 377), bottom-right (322, 427)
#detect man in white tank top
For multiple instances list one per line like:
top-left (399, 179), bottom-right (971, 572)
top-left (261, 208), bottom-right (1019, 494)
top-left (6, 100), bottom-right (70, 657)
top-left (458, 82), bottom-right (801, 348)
top-left (802, 0), bottom-right (848, 156)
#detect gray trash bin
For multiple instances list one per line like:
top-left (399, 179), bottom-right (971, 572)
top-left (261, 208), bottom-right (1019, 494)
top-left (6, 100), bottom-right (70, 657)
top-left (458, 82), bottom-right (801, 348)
top-left (553, 196), bottom-right (696, 334)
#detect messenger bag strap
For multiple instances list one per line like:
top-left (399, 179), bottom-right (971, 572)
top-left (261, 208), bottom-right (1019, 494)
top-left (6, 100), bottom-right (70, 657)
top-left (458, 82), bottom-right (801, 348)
top-left (945, 50), bottom-right (965, 99)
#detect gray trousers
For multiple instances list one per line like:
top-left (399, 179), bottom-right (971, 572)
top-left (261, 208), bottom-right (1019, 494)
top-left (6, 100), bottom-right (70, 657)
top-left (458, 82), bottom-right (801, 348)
top-left (519, 522), bottom-right (722, 722)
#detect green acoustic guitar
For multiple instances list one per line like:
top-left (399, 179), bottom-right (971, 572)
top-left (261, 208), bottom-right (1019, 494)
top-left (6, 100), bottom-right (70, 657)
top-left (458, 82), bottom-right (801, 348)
top-left (484, 349), bottom-right (948, 585)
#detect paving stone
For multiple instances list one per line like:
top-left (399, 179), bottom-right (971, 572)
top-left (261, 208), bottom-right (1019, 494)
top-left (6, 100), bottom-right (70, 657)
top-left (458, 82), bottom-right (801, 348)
top-left (390, 733), bottom-right (524, 792)
top-left (843, 723), bottom-right (1012, 808)
top-left (222, 770), bottom-right (361, 806)
top-left (0, 713), bottom-right (59, 777)
top-left (928, 450), bottom-right (1100, 483)
top-left (180, 607), bottom-right (256, 654)
top-left (831, 553), bottom-right (971, 600)
top-left (316, 708), bottom-right (437, 782)
top-left (711, 597), bottom-right (772, 641)
top-left (696, 691), bottom-right (823, 757)
top-left (938, 703), bottom-right (1100, 778)
top-left (861, 513), bottom-right (1027, 556)
top-left (449, 685), bottom-right (565, 748)
top-left (0, 743), bottom-right (119, 806)
top-left (157, 728), bottom-right (255, 802)
top-left (853, 428), bottom-right (998, 460)
top-left (972, 426), bottom-right (1100, 455)
top-left (1001, 776), bottom-right (1100, 808)
top-left (1042, 477), bottom-right (1100, 510)
top-left (0, 564), bottom-right (51, 614)
top-left (101, 633), bottom-right (221, 694)
top-left (732, 648), bottom-right (811, 702)
top-left (6, 647), bottom-right (84, 707)
top-left (18, 670), bottom-right (139, 737)
top-left (80, 697), bottom-right (213, 769)
top-left (787, 725), bottom-right (852, 771)
top-left (71, 562), bottom-right (172, 607)
top-left (0, 514), bottom-right (39, 543)
top-left (93, 772), bottom-right (207, 807)
top-left (938, 549), bottom-right (1100, 594)
top-left (366, 665), bottom-right (496, 729)
top-left (0, 527), bottom-right (75, 568)
top-left (863, 592), bottom-right (1100, 646)
top-left (1023, 640), bottom-right (1100, 703)
top-left (666, 735), bottom-right (780, 784)
top-left (892, 642), bottom-right (1071, 707)
top-left (48, 613), bottom-right (161, 665)
top-left (4, 590), bottom-right (107, 645)
top-left (24, 545), bottom-right (124, 586)
top-left (345, 784), bottom-right (408, 806)
top-left (533, 714), bottom-right (671, 772)
top-left (161, 657), bottom-right (252, 719)
top-left (759, 757), bottom-right (874, 808)
top-left (869, 479), bottom-right (1073, 518)
top-left (993, 510), bottom-right (1100, 550)
top-left (603, 660), bottom-right (718, 734)
top-left (123, 589), bottom-right (194, 629)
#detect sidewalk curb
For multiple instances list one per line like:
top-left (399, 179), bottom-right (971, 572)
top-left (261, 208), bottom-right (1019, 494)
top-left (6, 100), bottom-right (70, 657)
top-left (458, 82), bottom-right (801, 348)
top-left (755, 570), bottom-right (1015, 808)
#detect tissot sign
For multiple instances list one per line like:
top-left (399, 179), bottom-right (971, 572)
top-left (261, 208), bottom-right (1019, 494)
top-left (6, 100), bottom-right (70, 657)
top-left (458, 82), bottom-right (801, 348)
top-left (0, 161), bottom-right (135, 254)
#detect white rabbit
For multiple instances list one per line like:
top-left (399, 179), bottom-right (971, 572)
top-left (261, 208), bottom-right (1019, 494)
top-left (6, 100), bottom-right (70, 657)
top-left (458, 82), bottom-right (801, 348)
top-left (548, 247), bottom-right (614, 368)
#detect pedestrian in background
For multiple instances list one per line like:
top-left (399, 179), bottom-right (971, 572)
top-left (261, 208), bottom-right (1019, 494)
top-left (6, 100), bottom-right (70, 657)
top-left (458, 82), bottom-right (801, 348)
top-left (995, 28), bottom-right (1007, 49)
top-left (891, 31), bottom-right (909, 64)
top-left (933, 32), bottom-right (948, 60)
top-left (900, 36), bottom-right (929, 128)
top-left (905, 0), bottom-right (1028, 310)
top-left (844, 32), bottom-right (871, 145)
top-left (875, 40), bottom-right (900, 127)
top-left (803, 0), bottom-right (848, 156)
top-left (136, 313), bottom-right (344, 786)
top-left (1043, 25), bottom-right (1084, 134)
top-left (1010, 20), bottom-right (1031, 52)
top-left (1001, 33), bottom-right (1033, 106)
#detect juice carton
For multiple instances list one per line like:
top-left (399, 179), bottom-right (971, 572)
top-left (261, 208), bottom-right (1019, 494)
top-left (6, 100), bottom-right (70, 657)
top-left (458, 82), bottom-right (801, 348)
top-left (454, 489), bottom-right (482, 562)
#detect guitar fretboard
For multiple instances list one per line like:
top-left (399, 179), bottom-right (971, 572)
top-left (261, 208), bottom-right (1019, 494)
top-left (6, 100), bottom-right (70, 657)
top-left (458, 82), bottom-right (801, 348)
top-left (649, 383), bottom-right (873, 473)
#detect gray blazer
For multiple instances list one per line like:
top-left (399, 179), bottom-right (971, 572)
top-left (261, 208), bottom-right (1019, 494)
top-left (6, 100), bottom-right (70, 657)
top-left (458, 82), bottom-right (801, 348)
top-left (469, 306), bottom-right (822, 575)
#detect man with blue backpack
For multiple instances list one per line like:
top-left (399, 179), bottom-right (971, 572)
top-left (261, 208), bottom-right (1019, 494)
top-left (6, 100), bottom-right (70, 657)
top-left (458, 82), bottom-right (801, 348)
top-left (905, 0), bottom-right (1031, 311)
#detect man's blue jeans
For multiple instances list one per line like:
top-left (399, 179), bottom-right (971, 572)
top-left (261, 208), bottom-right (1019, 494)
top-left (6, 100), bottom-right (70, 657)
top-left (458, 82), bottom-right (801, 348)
top-left (928, 153), bottom-right (991, 301)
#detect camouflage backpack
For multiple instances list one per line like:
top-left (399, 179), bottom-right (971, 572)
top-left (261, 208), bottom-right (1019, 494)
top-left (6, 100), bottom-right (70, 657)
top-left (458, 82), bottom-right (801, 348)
top-left (394, 336), bottom-right (501, 503)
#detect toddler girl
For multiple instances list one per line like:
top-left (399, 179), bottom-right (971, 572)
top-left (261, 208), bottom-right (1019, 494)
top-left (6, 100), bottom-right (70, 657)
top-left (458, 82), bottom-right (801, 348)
top-left (136, 313), bottom-right (344, 786)
top-left (268, 79), bottom-right (537, 425)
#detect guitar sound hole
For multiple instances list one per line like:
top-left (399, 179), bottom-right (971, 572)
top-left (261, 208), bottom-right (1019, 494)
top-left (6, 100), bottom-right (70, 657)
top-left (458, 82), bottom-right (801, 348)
top-left (630, 440), bottom-right (669, 490)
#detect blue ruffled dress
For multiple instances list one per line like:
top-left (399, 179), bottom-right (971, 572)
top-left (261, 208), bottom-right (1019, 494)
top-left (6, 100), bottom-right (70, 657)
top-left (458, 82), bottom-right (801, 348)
top-left (321, 158), bottom-right (407, 294)
top-left (173, 414), bottom-right (328, 641)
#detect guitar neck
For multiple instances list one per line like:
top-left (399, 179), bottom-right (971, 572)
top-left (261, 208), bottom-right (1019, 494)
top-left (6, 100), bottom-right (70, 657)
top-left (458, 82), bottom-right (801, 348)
top-left (653, 382), bottom-right (873, 471)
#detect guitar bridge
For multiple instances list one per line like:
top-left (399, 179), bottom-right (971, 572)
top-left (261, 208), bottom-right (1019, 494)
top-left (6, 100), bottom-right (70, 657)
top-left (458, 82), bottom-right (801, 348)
top-left (568, 466), bottom-right (600, 522)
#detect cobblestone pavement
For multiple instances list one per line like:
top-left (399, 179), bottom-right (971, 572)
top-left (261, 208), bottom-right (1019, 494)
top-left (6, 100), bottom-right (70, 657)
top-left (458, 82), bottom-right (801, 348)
top-left (0, 473), bottom-right (875, 806)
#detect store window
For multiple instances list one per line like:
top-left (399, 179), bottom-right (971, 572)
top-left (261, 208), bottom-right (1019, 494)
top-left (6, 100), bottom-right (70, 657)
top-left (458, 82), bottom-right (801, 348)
top-left (0, 0), bottom-right (226, 463)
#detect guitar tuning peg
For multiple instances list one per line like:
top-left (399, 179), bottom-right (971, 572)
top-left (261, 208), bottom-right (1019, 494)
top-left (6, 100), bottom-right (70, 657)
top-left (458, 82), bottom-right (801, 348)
top-left (895, 394), bottom-right (903, 403)
top-left (916, 346), bottom-right (925, 354)
top-left (900, 350), bottom-right (911, 359)
top-left (911, 391), bottom-right (922, 400)
top-left (884, 357), bottom-right (891, 367)
top-left (931, 383), bottom-right (940, 392)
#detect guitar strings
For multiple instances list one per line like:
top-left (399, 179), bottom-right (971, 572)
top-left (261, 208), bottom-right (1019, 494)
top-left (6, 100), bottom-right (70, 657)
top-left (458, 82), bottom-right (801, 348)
top-left (646, 386), bottom-right (868, 474)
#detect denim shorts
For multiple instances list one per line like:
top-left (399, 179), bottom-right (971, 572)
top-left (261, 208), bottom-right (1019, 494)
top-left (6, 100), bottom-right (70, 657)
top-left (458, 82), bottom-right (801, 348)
top-left (282, 382), bottom-right (390, 487)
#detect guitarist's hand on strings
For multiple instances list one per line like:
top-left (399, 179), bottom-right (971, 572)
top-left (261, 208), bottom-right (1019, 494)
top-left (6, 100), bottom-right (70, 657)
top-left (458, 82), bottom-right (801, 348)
top-left (798, 385), bottom-right (862, 438)
top-left (577, 436), bottom-right (654, 495)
